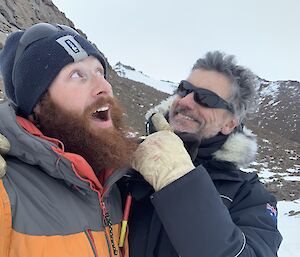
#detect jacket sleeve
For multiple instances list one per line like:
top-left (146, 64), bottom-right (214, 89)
top-left (150, 166), bottom-right (282, 257)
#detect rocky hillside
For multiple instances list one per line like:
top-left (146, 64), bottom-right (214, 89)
top-left (245, 79), bottom-right (299, 201)
top-left (0, 0), bottom-right (169, 135)
top-left (248, 79), bottom-right (299, 143)
top-left (0, 0), bottom-right (299, 201)
top-left (0, 0), bottom-right (78, 45)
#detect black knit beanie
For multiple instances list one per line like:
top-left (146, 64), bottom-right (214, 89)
top-left (0, 23), bottom-right (108, 117)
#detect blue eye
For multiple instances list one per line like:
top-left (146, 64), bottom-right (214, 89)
top-left (70, 71), bottom-right (82, 78)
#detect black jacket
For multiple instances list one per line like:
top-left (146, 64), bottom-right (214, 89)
top-left (120, 161), bottom-right (282, 257)
top-left (119, 114), bottom-right (282, 256)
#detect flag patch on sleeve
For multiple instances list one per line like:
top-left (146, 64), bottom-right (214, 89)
top-left (266, 203), bottom-right (278, 223)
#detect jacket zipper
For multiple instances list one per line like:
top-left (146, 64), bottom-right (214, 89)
top-left (86, 169), bottom-right (127, 257)
top-left (100, 195), bottom-right (119, 256)
top-left (85, 229), bottom-right (98, 257)
top-left (84, 195), bottom-right (118, 257)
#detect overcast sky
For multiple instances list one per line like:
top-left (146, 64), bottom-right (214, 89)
top-left (52, 0), bottom-right (300, 83)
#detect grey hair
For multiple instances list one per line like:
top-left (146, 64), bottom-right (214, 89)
top-left (192, 51), bottom-right (258, 123)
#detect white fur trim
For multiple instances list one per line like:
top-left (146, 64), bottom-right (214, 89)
top-left (145, 95), bottom-right (176, 120)
top-left (213, 127), bottom-right (257, 168)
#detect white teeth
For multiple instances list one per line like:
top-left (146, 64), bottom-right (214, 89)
top-left (183, 115), bottom-right (194, 121)
top-left (178, 113), bottom-right (194, 121)
top-left (95, 106), bottom-right (109, 113)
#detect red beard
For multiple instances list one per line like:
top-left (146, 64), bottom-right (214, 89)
top-left (36, 93), bottom-right (137, 173)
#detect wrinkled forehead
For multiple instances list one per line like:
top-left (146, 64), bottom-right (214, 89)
top-left (187, 69), bottom-right (233, 100)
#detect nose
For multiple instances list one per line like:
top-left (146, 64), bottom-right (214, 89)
top-left (177, 92), bottom-right (195, 109)
top-left (91, 74), bottom-right (113, 97)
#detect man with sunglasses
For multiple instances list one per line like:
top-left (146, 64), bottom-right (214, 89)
top-left (0, 23), bottom-right (137, 257)
top-left (125, 51), bottom-right (282, 256)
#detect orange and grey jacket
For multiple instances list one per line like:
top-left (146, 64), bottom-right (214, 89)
top-left (0, 102), bottom-right (128, 257)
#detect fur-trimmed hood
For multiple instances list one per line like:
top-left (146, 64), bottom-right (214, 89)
top-left (145, 96), bottom-right (257, 168)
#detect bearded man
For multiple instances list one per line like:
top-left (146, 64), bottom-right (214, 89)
top-left (0, 23), bottom-right (136, 257)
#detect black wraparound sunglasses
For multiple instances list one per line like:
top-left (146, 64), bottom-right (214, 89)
top-left (176, 80), bottom-right (234, 113)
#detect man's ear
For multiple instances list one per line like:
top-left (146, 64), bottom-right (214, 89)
top-left (221, 117), bottom-right (238, 135)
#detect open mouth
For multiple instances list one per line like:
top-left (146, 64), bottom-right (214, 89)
top-left (91, 106), bottom-right (111, 122)
top-left (176, 112), bottom-right (196, 122)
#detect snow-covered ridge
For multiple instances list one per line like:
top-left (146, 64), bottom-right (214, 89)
top-left (114, 62), bottom-right (177, 94)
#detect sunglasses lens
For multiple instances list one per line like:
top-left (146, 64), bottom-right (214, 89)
top-left (176, 80), bottom-right (233, 113)
top-left (195, 93), bottom-right (218, 107)
top-left (177, 82), bottom-right (188, 97)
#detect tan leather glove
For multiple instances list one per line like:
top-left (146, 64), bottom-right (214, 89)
top-left (132, 113), bottom-right (195, 191)
top-left (0, 133), bottom-right (10, 178)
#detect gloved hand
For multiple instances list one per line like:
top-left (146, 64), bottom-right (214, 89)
top-left (0, 133), bottom-right (10, 178)
top-left (132, 113), bottom-right (195, 191)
